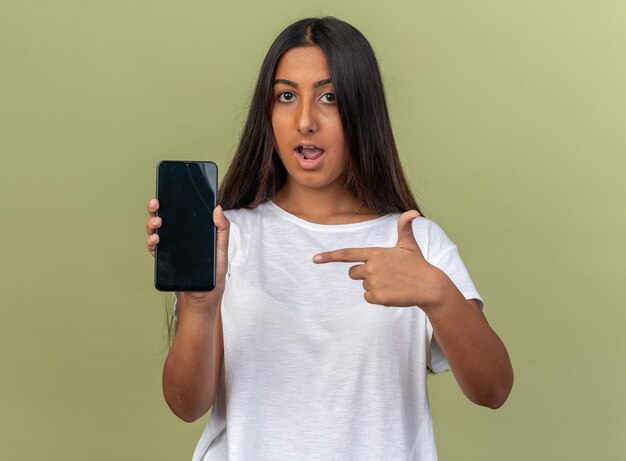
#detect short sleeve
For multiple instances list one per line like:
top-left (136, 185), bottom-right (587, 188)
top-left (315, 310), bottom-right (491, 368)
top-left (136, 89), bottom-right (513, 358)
top-left (417, 219), bottom-right (484, 373)
top-left (428, 332), bottom-right (450, 374)
top-left (173, 293), bottom-right (179, 320)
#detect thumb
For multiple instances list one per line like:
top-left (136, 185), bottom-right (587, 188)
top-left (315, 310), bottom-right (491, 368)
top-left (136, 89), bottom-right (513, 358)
top-left (213, 205), bottom-right (231, 285)
top-left (395, 210), bottom-right (421, 249)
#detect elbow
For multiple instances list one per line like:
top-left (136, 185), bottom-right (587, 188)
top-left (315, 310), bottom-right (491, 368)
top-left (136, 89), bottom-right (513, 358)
top-left (162, 366), bottom-right (217, 423)
top-left (476, 372), bottom-right (514, 410)
top-left (163, 386), bottom-right (213, 423)
top-left (483, 389), bottom-right (509, 410)
top-left (169, 399), bottom-right (204, 423)
top-left (176, 410), bottom-right (206, 424)
top-left (463, 365), bottom-right (514, 409)
top-left (164, 394), bottom-right (212, 423)
top-left (469, 385), bottom-right (510, 409)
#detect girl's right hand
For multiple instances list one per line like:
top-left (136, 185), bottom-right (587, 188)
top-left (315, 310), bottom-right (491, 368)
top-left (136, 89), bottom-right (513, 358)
top-left (145, 198), bottom-right (231, 313)
top-left (146, 198), bottom-right (161, 256)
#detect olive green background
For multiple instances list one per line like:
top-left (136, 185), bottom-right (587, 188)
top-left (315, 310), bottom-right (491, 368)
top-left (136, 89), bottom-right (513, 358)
top-left (1, 0), bottom-right (624, 460)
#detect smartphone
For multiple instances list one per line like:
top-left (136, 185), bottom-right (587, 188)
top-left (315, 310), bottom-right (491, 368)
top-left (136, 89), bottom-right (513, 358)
top-left (154, 161), bottom-right (218, 291)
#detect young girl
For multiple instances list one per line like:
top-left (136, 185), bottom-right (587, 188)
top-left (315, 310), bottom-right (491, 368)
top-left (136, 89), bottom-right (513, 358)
top-left (146, 17), bottom-right (512, 461)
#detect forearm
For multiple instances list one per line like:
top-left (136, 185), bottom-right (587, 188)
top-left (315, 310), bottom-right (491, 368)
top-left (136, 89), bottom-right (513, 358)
top-left (162, 295), bottom-right (224, 422)
top-left (422, 274), bottom-right (513, 409)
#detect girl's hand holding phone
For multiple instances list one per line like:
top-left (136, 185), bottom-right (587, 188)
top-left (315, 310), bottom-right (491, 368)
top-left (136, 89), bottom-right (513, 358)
top-left (146, 198), bottom-right (162, 256)
top-left (145, 198), bottom-right (231, 314)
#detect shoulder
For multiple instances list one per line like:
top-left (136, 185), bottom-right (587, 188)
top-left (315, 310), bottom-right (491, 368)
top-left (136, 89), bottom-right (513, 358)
top-left (223, 202), bottom-right (273, 227)
top-left (221, 206), bottom-right (265, 264)
top-left (411, 216), bottom-right (483, 307)
top-left (361, 213), bottom-right (456, 260)
top-left (222, 202), bottom-right (277, 249)
top-left (409, 216), bottom-right (457, 262)
top-left (411, 216), bottom-right (451, 242)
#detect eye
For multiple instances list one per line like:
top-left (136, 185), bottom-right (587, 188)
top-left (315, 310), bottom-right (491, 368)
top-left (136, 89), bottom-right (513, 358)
top-left (277, 91), bottom-right (296, 103)
top-left (320, 92), bottom-right (336, 103)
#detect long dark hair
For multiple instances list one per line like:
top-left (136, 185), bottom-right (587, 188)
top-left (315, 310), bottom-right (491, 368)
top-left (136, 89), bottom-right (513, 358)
top-left (219, 17), bottom-right (421, 215)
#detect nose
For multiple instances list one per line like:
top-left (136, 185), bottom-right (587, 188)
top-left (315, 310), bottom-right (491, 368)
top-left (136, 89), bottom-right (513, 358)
top-left (296, 98), bottom-right (318, 135)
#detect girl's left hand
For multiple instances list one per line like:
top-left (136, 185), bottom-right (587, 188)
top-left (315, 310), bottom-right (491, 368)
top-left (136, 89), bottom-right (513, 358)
top-left (312, 210), bottom-right (449, 309)
top-left (319, 211), bottom-right (514, 408)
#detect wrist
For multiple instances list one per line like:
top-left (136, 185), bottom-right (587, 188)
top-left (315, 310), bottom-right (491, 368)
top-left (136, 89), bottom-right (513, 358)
top-left (417, 267), bottom-right (461, 315)
top-left (178, 292), bottom-right (220, 319)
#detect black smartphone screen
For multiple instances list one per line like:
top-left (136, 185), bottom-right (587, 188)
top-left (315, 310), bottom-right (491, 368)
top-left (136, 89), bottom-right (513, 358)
top-left (155, 161), bottom-right (217, 291)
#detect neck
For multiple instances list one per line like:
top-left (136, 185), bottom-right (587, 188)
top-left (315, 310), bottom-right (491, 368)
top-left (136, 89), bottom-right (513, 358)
top-left (273, 180), bottom-right (375, 225)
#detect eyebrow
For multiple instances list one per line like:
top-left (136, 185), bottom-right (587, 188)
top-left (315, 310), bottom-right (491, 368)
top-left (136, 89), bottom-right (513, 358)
top-left (273, 78), bottom-right (332, 89)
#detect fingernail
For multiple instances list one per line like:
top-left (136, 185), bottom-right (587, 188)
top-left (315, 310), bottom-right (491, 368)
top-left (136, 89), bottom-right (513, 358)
top-left (313, 255), bottom-right (323, 263)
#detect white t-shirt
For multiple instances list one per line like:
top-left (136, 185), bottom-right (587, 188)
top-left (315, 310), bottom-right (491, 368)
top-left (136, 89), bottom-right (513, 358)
top-left (191, 201), bottom-right (482, 461)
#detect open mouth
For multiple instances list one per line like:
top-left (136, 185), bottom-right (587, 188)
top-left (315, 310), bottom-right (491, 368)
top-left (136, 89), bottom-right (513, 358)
top-left (296, 145), bottom-right (325, 160)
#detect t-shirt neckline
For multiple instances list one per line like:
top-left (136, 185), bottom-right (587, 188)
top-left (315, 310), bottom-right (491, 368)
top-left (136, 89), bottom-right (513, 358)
top-left (265, 200), bottom-right (395, 232)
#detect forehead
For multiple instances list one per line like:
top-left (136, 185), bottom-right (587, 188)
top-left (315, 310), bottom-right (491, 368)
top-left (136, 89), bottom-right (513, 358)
top-left (274, 46), bottom-right (330, 81)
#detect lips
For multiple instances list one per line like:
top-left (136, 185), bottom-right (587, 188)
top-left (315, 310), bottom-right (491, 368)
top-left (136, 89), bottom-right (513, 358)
top-left (293, 144), bottom-right (325, 169)
top-left (296, 145), bottom-right (324, 160)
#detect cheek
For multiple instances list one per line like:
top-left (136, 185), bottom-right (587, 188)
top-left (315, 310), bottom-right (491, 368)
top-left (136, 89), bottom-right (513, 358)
top-left (330, 126), bottom-right (347, 154)
top-left (271, 121), bottom-right (287, 150)
top-left (326, 115), bottom-right (346, 145)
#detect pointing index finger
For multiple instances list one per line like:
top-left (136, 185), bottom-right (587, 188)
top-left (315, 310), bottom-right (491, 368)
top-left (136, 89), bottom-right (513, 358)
top-left (313, 247), bottom-right (370, 264)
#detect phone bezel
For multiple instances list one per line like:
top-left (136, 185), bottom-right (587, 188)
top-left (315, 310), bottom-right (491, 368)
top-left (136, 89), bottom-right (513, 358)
top-left (154, 160), bottom-right (218, 292)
